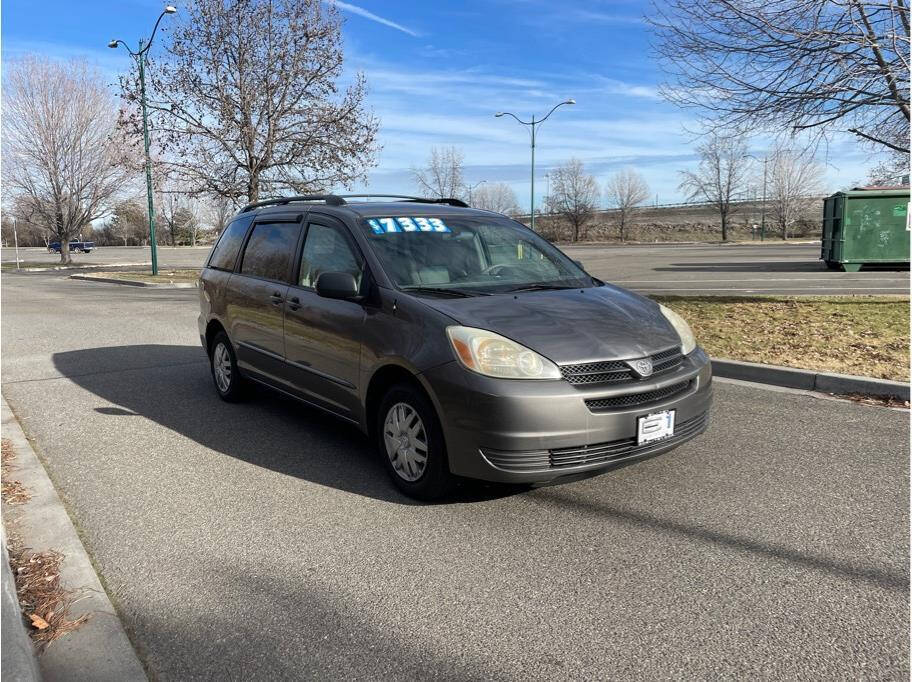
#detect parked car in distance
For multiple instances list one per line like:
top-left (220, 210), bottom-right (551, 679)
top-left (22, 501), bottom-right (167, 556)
top-left (198, 194), bottom-right (712, 500)
top-left (48, 240), bottom-right (95, 254)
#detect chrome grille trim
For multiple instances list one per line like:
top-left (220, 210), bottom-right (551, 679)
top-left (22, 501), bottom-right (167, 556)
top-left (560, 347), bottom-right (684, 386)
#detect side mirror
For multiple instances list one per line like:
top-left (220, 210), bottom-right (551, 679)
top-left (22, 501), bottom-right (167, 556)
top-left (315, 271), bottom-right (360, 300)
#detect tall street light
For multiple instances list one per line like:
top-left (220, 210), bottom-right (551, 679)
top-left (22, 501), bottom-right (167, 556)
top-left (744, 153), bottom-right (768, 242)
top-left (467, 180), bottom-right (486, 206)
top-left (495, 99), bottom-right (575, 232)
top-left (109, 6), bottom-right (177, 276)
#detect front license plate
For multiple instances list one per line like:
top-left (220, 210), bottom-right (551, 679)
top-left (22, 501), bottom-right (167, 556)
top-left (637, 410), bottom-right (675, 445)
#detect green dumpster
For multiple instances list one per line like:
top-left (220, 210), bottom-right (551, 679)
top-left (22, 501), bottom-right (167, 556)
top-left (821, 188), bottom-right (910, 272)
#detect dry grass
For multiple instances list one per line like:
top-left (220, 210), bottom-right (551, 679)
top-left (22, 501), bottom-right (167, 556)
top-left (94, 269), bottom-right (199, 284)
top-left (9, 548), bottom-right (90, 648)
top-left (654, 296), bottom-right (910, 381)
top-left (1, 438), bottom-right (30, 505)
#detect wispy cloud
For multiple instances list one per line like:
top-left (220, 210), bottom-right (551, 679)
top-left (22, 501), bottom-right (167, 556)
top-left (331, 1), bottom-right (419, 37)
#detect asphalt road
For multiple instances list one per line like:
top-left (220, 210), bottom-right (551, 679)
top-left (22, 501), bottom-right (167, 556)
top-left (4, 242), bottom-right (909, 295)
top-left (0, 271), bottom-right (908, 679)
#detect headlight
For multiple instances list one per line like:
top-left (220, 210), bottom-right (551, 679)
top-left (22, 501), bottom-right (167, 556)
top-left (446, 326), bottom-right (561, 379)
top-left (659, 304), bottom-right (697, 355)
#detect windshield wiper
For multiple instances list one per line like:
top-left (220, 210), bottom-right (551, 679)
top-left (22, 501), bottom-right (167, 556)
top-left (508, 283), bottom-right (578, 293)
top-left (401, 286), bottom-right (486, 298)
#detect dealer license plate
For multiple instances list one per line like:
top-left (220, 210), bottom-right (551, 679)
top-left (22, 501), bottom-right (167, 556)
top-left (637, 410), bottom-right (675, 445)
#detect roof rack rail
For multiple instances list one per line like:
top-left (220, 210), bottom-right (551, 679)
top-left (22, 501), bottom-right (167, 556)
top-left (241, 194), bottom-right (345, 212)
top-left (336, 194), bottom-right (469, 208)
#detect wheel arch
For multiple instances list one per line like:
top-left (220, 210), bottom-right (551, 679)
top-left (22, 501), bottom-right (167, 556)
top-left (204, 319), bottom-right (228, 356)
top-left (364, 363), bottom-right (441, 440)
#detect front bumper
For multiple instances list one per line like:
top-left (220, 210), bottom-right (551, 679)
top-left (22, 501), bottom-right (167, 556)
top-left (422, 348), bottom-right (713, 483)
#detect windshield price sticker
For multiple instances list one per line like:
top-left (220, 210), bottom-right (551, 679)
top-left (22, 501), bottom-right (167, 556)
top-left (368, 217), bottom-right (451, 234)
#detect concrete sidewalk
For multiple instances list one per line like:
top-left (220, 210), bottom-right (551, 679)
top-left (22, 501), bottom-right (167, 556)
top-left (1, 395), bottom-right (146, 681)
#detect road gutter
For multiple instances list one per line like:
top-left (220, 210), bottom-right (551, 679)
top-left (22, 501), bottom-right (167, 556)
top-left (1, 395), bottom-right (147, 681)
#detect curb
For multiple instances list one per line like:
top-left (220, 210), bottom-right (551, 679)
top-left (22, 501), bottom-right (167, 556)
top-left (2, 526), bottom-right (41, 681)
top-left (711, 358), bottom-right (909, 401)
top-left (68, 273), bottom-right (197, 289)
top-left (1, 395), bottom-right (147, 681)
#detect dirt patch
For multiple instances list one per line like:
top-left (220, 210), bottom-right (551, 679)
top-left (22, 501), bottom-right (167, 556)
top-left (836, 393), bottom-right (910, 409)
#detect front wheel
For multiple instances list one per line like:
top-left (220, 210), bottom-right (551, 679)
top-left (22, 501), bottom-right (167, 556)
top-left (377, 384), bottom-right (453, 501)
top-left (209, 332), bottom-right (247, 402)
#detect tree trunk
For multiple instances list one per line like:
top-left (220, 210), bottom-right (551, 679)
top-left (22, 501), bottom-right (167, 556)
top-left (247, 171), bottom-right (260, 204)
top-left (720, 211), bottom-right (728, 241)
top-left (55, 211), bottom-right (70, 264)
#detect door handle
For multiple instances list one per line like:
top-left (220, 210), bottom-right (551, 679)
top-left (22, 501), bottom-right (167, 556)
top-left (270, 292), bottom-right (284, 306)
top-left (287, 296), bottom-right (301, 311)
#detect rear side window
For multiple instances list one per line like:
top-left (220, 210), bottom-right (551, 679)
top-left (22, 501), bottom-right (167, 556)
top-left (239, 222), bottom-right (301, 282)
top-left (208, 215), bottom-right (252, 271)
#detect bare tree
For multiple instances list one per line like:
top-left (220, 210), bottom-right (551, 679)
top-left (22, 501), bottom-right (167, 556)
top-left (767, 147), bottom-right (825, 239)
top-left (2, 57), bottom-right (133, 263)
top-left (679, 135), bottom-right (750, 241)
top-left (108, 200), bottom-right (149, 246)
top-left (651, 1), bottom-right (910, 157)
top-left (121, 0), bottom-right (380, 204)
top-left (157, 191), bottom-right (203, 246)
top-left (545, 159), bottom-right (600, 242)
top-left (604, 168), bottom-right (651, 241)
top-left (208, 197), bottom-right (236, 237)
top-left (412, 146), bottom-right (465, 199)
top-left (473, 182), bottom-right (520, 215)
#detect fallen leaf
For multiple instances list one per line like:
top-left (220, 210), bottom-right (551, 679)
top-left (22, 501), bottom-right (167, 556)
top-left (30, 614), bottom-right (50, 630)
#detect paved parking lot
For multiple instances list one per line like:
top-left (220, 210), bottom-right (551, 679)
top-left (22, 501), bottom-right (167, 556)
top-left (4, 242), bottom-right (908, 295)
top-left (1, 271), bottom-right (908, 679)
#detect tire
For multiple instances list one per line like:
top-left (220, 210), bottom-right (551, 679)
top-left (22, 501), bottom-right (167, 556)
top-left (209, 331), bottom-right (247, 402)
top-left (376, 383), bottom-right (453, 501)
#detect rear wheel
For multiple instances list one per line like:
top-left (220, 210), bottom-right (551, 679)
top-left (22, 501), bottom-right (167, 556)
top-left (209, 332), bottom-right (247, 402)
top-left (377, 383), bottom-right (453, 500)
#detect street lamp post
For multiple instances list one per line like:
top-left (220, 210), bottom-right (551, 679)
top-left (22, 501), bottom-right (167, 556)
top-left (467, 180), bottom-right (486, 206)
top-left (745, 153), bottom-right (768, 242)
top-left (495, 99), bottom-right (575, 232)
top-left (109, 6), bottom-right (176, 276)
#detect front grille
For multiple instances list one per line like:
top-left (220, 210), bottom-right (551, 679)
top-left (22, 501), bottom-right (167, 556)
top-left (560, 347), bottom-right (683, 386)
top-left (481, 413), bottom-right (708, 473)
top-left (584, 380), bottom-right (691, 412)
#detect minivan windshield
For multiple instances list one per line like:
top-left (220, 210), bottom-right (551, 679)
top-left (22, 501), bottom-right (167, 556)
top-left (359, 215), bottom-right (594, 295)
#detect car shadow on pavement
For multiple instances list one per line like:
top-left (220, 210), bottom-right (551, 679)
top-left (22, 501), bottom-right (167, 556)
top-left (51, 344), bottom-right (525, 506)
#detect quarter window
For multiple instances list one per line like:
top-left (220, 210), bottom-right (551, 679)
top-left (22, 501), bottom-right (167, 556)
top-left (239, 222), bottom-right (301, 282)
top-left (299, 223), bottom-right (362, 288)
top-left (208, 215), bottom-right (253, 271)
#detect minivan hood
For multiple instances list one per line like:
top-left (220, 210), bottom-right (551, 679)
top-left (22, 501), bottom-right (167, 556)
top-left (415, 284), bottom-right (681, 365)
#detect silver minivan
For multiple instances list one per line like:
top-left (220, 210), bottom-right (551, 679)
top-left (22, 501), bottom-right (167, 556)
top-left (199, 195), bottom-right (712, 499)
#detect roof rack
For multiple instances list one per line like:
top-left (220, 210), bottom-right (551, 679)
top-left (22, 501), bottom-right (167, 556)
top-left (337, 194), bottom-right (468, 208)
top-left (241, 193), bottom-right (470, 213)
top-left (240, 194), bottom-right (345, 212)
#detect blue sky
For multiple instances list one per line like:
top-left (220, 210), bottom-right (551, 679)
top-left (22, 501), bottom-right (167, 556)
top-left (2, 0), bottom-right (876, 206)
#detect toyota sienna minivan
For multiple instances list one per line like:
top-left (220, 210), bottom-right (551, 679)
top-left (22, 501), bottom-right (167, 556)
top-left (199, 195), bottom-right (712, 499)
